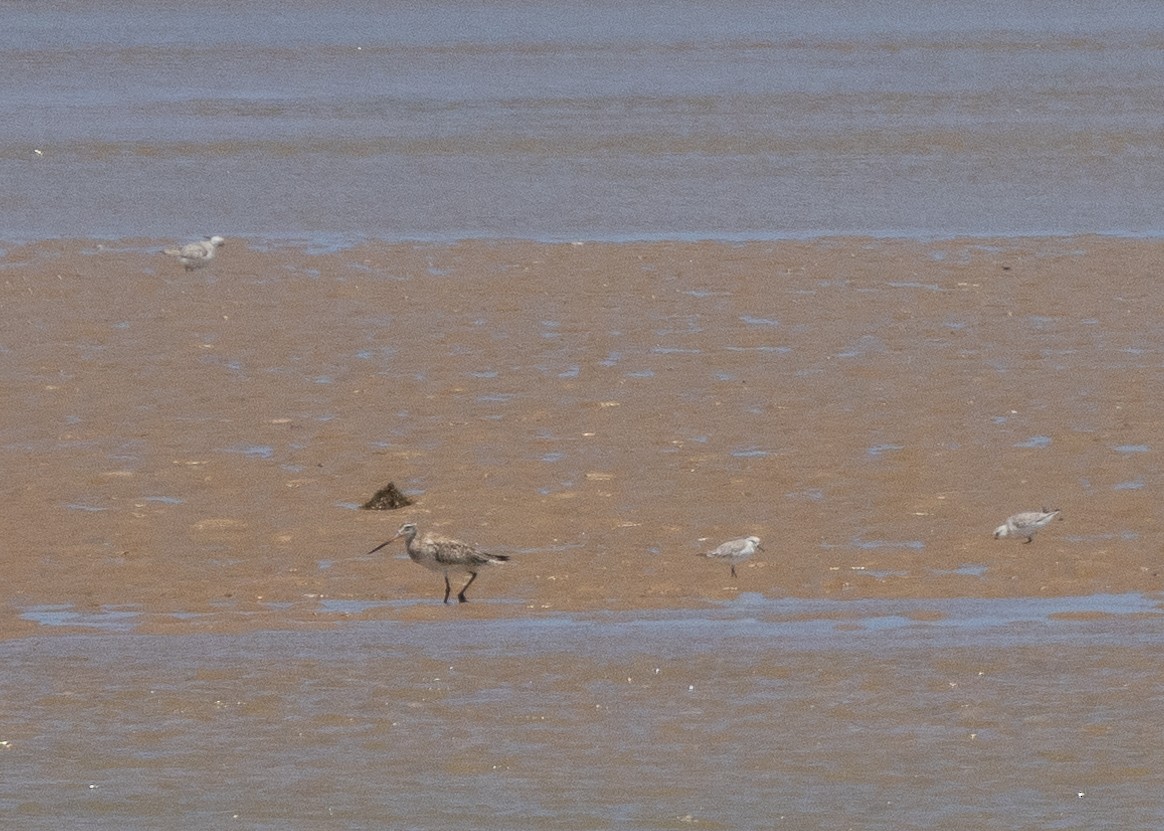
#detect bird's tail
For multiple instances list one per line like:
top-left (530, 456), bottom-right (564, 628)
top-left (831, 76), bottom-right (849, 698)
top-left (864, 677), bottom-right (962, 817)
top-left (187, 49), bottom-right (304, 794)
top-left (163, 248), bottom-right (182, 256)
top-left (488, 553), bottom-right (510, 564)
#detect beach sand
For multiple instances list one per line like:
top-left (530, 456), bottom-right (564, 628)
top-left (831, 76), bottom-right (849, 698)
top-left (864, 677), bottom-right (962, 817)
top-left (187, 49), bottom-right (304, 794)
top-left (3, 236), bottom-right (1162, 634)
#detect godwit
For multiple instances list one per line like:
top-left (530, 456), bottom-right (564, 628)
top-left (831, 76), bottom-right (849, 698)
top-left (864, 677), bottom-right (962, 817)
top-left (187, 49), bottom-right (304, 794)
top-left (993, 508), bottom-right (1062, 543)
top-left (164, 236), bottom-right (225, 271)
top-left (702, 536), bottom-right (764, 578)
top-left (367, 522), bottom-right (509, 604)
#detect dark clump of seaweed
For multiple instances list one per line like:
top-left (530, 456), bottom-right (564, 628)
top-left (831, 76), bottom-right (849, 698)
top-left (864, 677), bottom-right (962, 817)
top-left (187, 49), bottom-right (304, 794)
top-left (361, 482), bottom-right (414, 511)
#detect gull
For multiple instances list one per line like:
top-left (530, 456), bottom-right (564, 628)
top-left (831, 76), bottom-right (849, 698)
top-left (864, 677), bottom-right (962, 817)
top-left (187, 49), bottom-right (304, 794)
top-left (701, 535), bottom-right (764, 578)
top-left (366, 522), bottom-right (509, 604)
top-left (993, 508), bottom-right (1062, 543)
top-left (164, 236), bottom-right (225, 271)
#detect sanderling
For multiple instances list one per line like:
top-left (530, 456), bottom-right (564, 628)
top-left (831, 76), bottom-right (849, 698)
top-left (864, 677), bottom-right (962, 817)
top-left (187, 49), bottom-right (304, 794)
top-left (366, 522), bottom-right (509, 604)
top-left (701, 535), bottom-right (764, 578)
top-left (993, 508), bottom-right (1062, 543)
top-left (164, 236), bottom-right (225, 271)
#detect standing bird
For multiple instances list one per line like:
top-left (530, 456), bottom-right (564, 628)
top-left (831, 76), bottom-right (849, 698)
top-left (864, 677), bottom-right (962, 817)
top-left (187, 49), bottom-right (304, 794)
top-left (164, 235), bottom-right (225, 271)
top-left (367, 522), bottom-right (509, 604)
top-left (993, 508), bottom-right (1062, 543)
top-left (701, 535), bottom-right (764, 578)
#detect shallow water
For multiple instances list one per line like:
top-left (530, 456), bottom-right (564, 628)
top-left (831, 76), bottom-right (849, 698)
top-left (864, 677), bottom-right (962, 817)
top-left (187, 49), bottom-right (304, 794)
top-left (4, 0), bottom-right (1164, 239)
top-left (18, 591), bottom-right (1163, 639)
top-left (3, 596), bottom-right (1162, 830)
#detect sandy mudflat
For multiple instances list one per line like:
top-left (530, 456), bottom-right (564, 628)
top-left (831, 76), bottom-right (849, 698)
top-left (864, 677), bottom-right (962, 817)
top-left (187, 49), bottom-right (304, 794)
top-left (2, 236), bottom-right (1162, 635)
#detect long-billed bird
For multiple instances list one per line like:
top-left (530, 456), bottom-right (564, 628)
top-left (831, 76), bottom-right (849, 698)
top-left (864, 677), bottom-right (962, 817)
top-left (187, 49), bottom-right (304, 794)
top-left (367, 522), bottom-right (509, 603)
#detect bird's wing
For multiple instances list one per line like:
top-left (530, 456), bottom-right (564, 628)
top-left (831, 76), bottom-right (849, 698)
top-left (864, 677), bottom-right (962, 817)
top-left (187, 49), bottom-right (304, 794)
top-left (708, 539), bottom-right (743, 557)
top-left (425, 535), bottom-right (487, 565)
top-left (181, 242), bottom-right (212, 258)
top-left (1009, 511), bottom-right (1049, 530)
top-left (1005, 507), bottom-right (1042, 521)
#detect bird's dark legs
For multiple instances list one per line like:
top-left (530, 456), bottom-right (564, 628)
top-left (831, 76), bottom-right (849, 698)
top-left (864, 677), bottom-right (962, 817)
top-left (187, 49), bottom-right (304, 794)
top-left (457, 571), bottom-right (479, 603)
top-left (730, 564), bottom-right (737, 578)
top-left (443, 575), bottom-right (453, 604)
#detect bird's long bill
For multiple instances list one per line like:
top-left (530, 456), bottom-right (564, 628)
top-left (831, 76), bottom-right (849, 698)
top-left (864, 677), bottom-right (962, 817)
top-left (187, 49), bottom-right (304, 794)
top-left (365, 533), bottom-right (401, 556)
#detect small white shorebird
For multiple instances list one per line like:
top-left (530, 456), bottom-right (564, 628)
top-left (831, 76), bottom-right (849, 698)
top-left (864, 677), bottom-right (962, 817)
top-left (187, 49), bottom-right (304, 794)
top-left (993, 508), bottom-right (1062, 543)
top-left (164, 235), bottom-right (225, 271)
top-left (367, 522), bottom-right (509, 604)
top-left (701, 535), bottom-right (764, 578)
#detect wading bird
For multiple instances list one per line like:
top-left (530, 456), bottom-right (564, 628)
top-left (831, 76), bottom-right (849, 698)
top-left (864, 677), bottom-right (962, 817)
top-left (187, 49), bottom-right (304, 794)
top-left (702, 535), bottom-right (764, 578)
top-left (367, 522), bottom-right (509, 604)
top-left (164, 235), bottom-right (225, 271)
top-left (993, 508), bottom-right (1062, 543)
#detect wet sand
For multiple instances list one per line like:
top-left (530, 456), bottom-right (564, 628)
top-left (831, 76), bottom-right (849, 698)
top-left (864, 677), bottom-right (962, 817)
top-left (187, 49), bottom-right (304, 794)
top-left (3, 236), bottom-right (1163, 633)
top-left (5, 236), bottom-right (1164, 829)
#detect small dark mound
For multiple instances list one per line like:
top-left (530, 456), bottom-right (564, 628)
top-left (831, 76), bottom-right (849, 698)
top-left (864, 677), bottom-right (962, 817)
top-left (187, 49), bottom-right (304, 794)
top-left (361, 482), bottom-right (414, 511)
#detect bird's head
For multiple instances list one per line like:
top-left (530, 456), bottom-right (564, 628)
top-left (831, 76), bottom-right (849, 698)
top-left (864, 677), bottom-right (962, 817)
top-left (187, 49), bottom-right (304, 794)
top-left (393, 522), bottom-right (418, 541)
top-left (365, 522), bottom-right (418, 555)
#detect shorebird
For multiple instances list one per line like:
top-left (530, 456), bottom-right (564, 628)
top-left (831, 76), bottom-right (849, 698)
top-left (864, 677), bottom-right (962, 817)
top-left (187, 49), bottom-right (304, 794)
top-left (164, 236), bottom-right (225, 271)
top-left (701, 535), bottom-right (764, 578)
top-left (993, 508), bottom-right (1062, 543)
top-left (367, 522), bottom-right (509, 604)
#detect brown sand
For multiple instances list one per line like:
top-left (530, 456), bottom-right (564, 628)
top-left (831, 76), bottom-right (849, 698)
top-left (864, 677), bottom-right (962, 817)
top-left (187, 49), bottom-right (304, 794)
top-left (3, 237), bottom-right (1163, 635)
